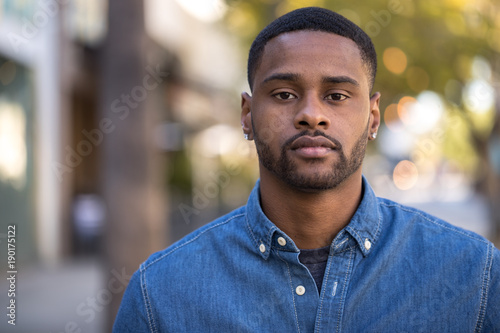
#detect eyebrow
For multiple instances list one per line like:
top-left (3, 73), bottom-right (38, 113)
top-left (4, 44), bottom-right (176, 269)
top-left (261, 73), bottom-right (360, 87)
top-left (322, 75), bottom-right (359, 87)
top-left (262, 73), bottom-right (300, 85)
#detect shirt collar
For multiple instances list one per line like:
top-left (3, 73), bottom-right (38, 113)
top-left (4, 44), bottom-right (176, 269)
top-left (343, 176), bottom-right (382, 257)
top-left (245, 179), bottom-right (295, 260)
top-left (245, 176), bottom-right (382, 259)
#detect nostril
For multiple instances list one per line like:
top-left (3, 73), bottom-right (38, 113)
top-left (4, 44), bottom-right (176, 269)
top-left (318, 121), bottom-right (327, 126)
top-left (299, 121), bottom-right (308, 126)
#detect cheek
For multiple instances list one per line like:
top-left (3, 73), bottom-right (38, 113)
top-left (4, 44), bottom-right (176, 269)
top-left (253, 108), bottom-right (291, 146)
top-left (331, 108), bottom-right (369, 145)
top-left (343, 100), bottom-right (370, 127)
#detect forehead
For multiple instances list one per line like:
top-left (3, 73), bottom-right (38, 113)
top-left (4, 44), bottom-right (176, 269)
top-left (255, 30), bottom-right (368, 89)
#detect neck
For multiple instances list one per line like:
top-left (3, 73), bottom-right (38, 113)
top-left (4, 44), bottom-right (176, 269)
top-left (259, 169), bottom-right (363, 249)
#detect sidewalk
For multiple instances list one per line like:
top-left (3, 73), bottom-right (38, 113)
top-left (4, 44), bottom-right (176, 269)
top-left (0, 258), bottom-right (105, 333)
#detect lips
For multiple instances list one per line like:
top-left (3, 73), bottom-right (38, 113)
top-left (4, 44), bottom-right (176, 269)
top-left (290, 136), bottom-right (337, 150)
top-left (289, 136), bottom-right (337, 158)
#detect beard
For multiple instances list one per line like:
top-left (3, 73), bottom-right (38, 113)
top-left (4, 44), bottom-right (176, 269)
top-left (254, 121), bottom-right (369, 191)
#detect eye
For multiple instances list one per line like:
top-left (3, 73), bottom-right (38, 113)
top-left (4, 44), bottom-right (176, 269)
top-left (325, 93), bottom-right (348, 101)
top-left (273, 92), bottom-right (296, 100)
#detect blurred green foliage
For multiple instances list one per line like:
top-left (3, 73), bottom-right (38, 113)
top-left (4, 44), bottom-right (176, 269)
top-left (222, 0), bottom-right (500, 176)
top-left (224, 0), bottom-right (499, 99)
top-left (218, 0), bottom-right (500, 239)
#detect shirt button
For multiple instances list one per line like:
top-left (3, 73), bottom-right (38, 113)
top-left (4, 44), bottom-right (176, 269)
top-left (277, 237), bottom-right (287, 246)
top-left (259, 244), bottom-right (266, 253)
top-left (296, 285), bottom-right (305, 296)
top-left (364, 239), bottom-right (372, 250)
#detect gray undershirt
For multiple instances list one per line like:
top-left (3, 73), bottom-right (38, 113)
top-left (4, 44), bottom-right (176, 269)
top-left (298, 245), bottom-right (331, 294)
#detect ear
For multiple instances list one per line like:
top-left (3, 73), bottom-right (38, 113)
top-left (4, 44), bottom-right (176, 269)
top-left (241, 92), bottom-right (254, 140)
top-left (368, 92), bottom-right (381, 140)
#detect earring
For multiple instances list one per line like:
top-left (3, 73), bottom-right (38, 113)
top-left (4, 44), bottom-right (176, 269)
top-left (244, 133), bottom-right (249, 140)
top-left (371, 132), bottom-right (377, 139)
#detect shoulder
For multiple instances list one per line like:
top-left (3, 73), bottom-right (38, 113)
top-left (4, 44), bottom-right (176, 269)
top-left (140, 205), bottom-right (248, 272)
top-left (375, 197), bottom-right (499, 288)
top-left (376, 196), bottom-right (490, 246)
top-left (371, 197), bottom-right (500, 331)
top-left (114, 206), bottom-right (251, 331)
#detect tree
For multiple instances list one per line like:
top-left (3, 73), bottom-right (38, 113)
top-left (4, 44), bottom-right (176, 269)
top-left (100, 0), bottom-right (168, 329)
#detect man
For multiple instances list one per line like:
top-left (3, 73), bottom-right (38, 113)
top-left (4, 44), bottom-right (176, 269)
top-left (114, 7), bottom-right (499, 332)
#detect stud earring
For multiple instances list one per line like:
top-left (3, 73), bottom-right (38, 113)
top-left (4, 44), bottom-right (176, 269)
top-left (371, 132), bottom-right (377, 139)
top-left (244, 133), bottom-right (249, 140)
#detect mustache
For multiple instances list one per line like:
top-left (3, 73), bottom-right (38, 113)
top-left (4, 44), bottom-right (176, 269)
top-left (283, 130), bottom-right (342, 151)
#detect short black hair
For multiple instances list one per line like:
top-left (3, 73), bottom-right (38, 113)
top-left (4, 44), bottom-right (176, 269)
top-left (247, 7), bottom-right (377, 92)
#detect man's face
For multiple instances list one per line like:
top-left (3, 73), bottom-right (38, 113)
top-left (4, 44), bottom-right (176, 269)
top-left (241, 30), bottom-right (380, 191)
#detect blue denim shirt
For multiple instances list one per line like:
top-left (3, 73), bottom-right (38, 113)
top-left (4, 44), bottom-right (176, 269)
top-left (114, 177), bottom-right (500, 332)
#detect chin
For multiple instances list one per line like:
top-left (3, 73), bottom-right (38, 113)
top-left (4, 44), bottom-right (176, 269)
top-left (279, 172), bottom-right (348, 192)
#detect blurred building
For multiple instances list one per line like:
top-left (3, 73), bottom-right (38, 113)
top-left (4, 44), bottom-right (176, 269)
top-left (0, 0), bottom-right (254, 265)
top-left (144, 0), bottom-right (257, 241)
top-left (0, 0), bottom-right (255, 330)
top-left (0, 0), bottom-right (70, 266)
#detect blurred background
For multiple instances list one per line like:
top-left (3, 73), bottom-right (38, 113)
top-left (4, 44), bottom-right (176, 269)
top-left (0, 0), bottom-right (499, 331)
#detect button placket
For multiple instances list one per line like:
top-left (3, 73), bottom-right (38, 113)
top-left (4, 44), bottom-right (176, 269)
top-left (276, 249), bottom-right (318, 332)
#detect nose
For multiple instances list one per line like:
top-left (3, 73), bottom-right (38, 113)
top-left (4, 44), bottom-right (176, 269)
top-left (293, 94), bottom-right (331, 130)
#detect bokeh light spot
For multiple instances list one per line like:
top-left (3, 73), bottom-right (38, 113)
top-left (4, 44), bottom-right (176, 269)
top-left (384, 103), bottom-right (402, 132)
top-left (463, 79), bottom-right (494, 114)
top-left (397, 92), bottom-right (444, 134)
top-left (175, 0), bottom-right (227, 22)
top-left (0, 101), bottom-right (27, 190)
top-left (397, 96), bottom-right (416, 124)
top-left (383, 47), bottom-right (407, 75)
top-left (471, 56), bottom-right (491, 81)
top-left (393, 160), bottom-right (418, 190)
